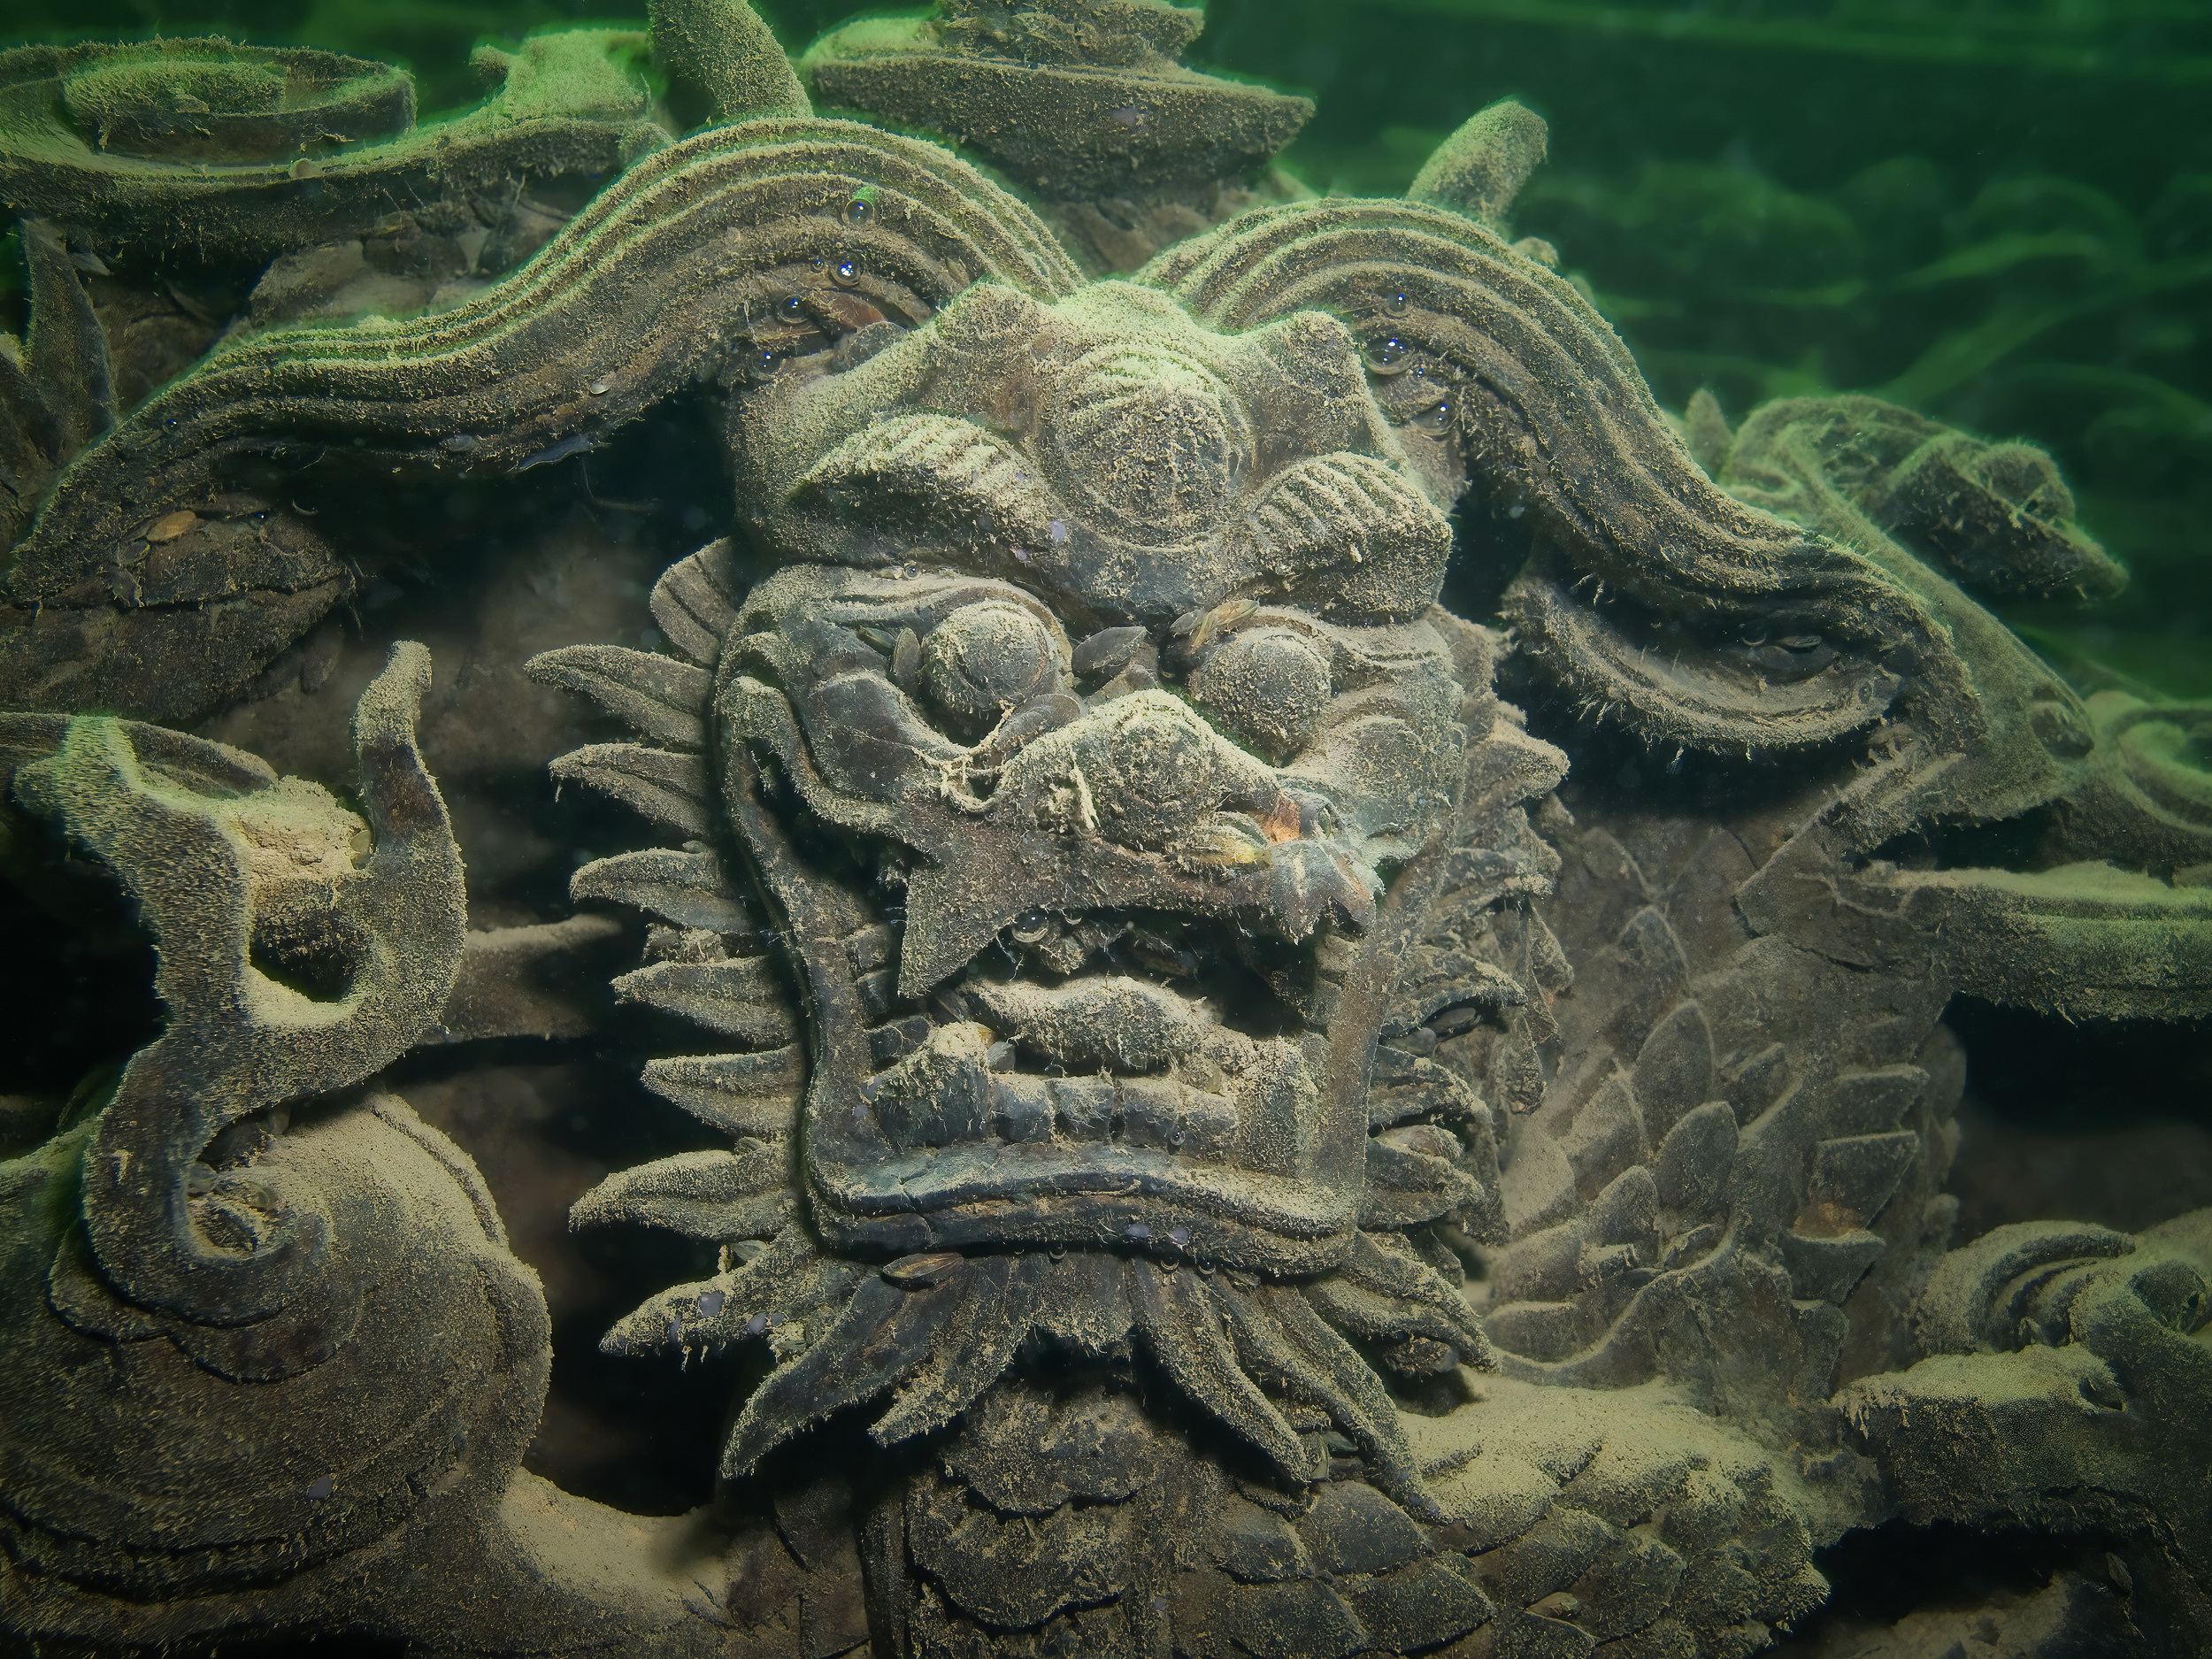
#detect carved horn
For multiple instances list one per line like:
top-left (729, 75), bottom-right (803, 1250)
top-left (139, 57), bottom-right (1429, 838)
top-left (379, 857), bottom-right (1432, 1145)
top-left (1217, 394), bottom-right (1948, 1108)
top-left (6, 119), bottom-right (1082, 611)
top-left (1140, 151), bottom-right (1961, 757)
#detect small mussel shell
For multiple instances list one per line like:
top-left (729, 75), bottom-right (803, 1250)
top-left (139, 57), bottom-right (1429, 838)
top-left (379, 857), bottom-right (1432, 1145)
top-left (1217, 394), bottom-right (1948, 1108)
top-left (972, 690), bottom-right (1083, 768)
top-left (881, 1251), bottom-right (966, 1287)
top-left (1071, 624), bottom-right (1150, 680)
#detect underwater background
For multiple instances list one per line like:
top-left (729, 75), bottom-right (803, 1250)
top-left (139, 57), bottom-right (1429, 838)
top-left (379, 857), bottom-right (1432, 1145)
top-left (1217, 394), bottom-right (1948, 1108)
top-left (3, 1), bottom-right (2208, 1649)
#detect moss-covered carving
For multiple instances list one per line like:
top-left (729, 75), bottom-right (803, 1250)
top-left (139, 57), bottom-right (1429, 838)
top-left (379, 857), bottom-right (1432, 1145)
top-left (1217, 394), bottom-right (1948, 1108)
top-left (2, 2), bottom-right (2209, 1654)
top-left (5, 641), bottom-right (465, 1369)
top-left (803, 0), bottom-right (1314, 272)
top-left (0, 115), bottom-right (1079, 720)
top-left (0, 31), bottom-right (659, 263)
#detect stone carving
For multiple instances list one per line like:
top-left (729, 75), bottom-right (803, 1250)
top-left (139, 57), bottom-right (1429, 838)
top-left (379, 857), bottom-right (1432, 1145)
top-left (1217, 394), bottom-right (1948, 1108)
top-left (800, 0), bottom-right (1314, 273)
top-left (0, 30), bottom-right (664, 262)
top-left (1, 3), bottom-right (2208, 1655)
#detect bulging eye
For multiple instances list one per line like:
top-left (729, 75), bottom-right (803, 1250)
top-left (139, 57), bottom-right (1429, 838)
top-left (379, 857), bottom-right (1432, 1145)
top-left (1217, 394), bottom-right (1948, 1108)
top-left (1187, 626), bottom-right (1333, 764)
top-left (918, 600), bottom-right (1063, 736)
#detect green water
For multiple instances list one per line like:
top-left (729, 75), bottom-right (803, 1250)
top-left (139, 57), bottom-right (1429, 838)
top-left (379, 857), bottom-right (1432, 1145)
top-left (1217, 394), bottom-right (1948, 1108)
top-left (5, 0), bottom-right (2207, 699)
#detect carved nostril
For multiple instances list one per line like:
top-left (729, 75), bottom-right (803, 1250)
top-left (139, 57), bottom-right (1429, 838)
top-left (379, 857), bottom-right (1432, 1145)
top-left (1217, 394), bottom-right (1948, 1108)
top-left (919, 600), bottom-right (1062, 734)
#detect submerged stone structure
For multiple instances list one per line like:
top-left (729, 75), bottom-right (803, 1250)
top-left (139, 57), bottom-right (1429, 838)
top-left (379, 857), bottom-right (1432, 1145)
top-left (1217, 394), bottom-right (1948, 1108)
top-left (1, 3), bottom-right (2208, 1655)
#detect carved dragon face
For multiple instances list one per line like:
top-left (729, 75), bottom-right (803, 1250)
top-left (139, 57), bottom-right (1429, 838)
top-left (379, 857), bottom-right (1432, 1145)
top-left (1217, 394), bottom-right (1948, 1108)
top-left (6, 95), bottom-right (2204, 1595)
top-left (521, 260), bottom-right (1568, 1504)
top-left (708, 281), bottom-right (1481, 1273)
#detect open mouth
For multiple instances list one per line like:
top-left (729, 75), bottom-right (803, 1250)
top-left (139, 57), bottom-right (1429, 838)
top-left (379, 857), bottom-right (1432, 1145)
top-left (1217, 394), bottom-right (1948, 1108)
top-left (1725, 691), bottom-right (2212, 1024)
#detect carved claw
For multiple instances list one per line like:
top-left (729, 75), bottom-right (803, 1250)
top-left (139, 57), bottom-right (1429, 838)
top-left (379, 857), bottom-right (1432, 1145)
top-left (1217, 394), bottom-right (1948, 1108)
top-left (1846, 1216), bottom-right (2212, 1617)
top-left (10, 641), bottom-right (464, 1359)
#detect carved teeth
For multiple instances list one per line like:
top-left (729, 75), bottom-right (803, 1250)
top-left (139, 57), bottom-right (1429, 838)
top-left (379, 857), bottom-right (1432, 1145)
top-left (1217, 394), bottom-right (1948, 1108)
top-left (856, 1018), bottom-right (1246, 1160)
top-left (968, 976), bottom-right (1212, 1073)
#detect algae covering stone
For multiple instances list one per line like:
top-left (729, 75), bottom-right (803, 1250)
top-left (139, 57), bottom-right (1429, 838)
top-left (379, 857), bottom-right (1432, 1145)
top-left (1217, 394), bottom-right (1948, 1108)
top-left (803, 0), bottom-right (1314, 272)
top-left (0, 1), bottom-right (2209, 1655)
top-left (0, 31), bottom-right (662, 262)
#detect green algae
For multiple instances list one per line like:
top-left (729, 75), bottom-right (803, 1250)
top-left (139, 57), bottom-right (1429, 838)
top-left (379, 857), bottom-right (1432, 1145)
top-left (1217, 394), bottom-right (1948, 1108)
top-left (0, 29), bottom-right (658, 263)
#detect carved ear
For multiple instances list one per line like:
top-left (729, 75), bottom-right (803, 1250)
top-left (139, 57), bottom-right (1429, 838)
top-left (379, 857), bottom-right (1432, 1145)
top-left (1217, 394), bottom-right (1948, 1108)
top-left (3, 119), bottom-right (1082, 716)
top-left (1146, 113), bottom-right (2078, 787)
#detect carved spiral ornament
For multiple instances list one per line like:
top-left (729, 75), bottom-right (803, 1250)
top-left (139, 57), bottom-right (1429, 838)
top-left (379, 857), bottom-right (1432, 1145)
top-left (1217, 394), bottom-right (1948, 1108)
top-left (1048, 345), bottom-right (1248, 541)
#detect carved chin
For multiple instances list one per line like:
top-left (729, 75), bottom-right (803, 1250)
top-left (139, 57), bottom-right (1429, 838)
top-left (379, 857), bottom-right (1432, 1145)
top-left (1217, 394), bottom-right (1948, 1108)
top-left (1506, 565), bottom-right (1900, 755)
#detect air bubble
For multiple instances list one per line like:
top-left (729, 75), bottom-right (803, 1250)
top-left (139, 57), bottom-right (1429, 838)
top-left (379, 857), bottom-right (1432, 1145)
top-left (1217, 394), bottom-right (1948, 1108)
top-left (1364, 336), bottom-right (1410, 374)
top-left (1414, 398), bottom-right (1452, 431)
top-left (1125, 1222), bottom-right (1151, 1242)
top-left (780, 294), bottom-right (805, 317)
top-left (843, 195), bottom-right (873, 226)
top-left (1379, 291), bottom-right (1410, 319)
top-left (588, 380), bottom-right (610, 396)
top-left (832, 258), bottom-right (861, 288)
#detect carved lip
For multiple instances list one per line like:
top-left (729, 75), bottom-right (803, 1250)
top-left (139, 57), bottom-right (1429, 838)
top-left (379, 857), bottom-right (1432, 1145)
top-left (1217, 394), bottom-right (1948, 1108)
top-left (805, 1145), bottom-right (1363, 1276)
top-left (796, 979), bottom-right (1374, 1275)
